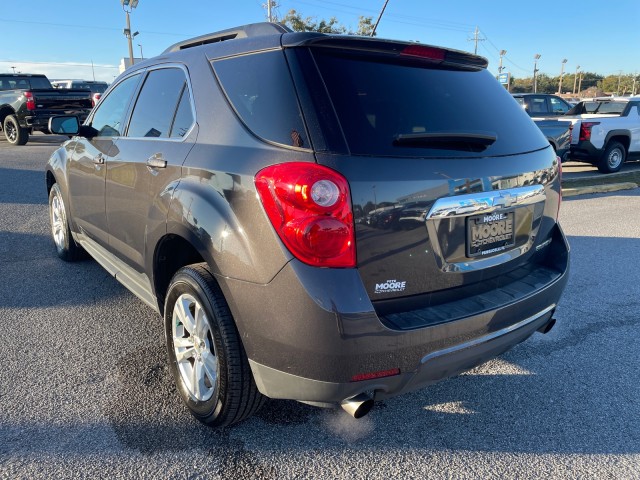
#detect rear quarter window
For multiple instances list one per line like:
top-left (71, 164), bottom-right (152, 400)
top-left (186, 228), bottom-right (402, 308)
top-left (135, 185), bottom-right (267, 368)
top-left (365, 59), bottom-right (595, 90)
top-left (213, 51), bottom-right (309, 149)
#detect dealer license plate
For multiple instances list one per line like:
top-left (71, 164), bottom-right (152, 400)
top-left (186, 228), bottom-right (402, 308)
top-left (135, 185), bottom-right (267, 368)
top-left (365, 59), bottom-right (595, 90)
top-left (466, 210), bottom-right (515, 258)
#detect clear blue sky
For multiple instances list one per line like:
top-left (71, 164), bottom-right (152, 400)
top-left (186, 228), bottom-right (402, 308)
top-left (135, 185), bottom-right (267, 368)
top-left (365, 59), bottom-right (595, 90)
top-left (1, 0), bottom-right (638, 83)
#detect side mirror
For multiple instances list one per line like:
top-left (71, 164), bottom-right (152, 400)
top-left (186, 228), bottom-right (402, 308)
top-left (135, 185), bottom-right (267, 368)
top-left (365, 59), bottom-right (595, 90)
top-left (49, 115), bottom-right (80, 135)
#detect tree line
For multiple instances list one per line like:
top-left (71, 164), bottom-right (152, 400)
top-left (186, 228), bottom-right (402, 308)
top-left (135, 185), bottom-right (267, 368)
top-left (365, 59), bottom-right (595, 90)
top-left (509, 72), bottom-right (638, 96)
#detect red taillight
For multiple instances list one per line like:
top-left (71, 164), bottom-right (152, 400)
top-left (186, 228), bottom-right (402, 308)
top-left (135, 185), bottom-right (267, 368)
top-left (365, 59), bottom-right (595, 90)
top-left (25, 91), bottom-right (36, 111)
top-left (400, 45), bottom-right (446, 61)
top-left (92, 92), bottom-right (101, 107)
top-left (579, 121), bottom-right (600, 141)
top-left (255, 162), bottom-right (355, 268)
top-left (351, 368), bottom-right (400, 382)
top-left (557, 156), bottom-right (562, 221)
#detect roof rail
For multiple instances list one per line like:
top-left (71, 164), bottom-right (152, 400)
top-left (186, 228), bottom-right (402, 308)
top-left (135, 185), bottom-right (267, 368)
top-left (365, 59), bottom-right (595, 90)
top-left (163, 22), bottom-right (292, 53)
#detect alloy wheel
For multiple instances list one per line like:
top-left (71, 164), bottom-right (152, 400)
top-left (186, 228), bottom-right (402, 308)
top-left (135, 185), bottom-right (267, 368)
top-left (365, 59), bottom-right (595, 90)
top-left (172, 293), bottom-right (219, 402)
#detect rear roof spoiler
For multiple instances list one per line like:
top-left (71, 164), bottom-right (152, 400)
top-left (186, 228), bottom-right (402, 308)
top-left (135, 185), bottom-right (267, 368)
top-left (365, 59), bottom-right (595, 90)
top-left (163, 22), bottom-right (292, 53)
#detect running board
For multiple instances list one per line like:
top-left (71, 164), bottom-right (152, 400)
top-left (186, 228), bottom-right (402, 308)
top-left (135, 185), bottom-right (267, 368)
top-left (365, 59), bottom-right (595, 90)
top-left (76, 233), bottom-right (159, 313)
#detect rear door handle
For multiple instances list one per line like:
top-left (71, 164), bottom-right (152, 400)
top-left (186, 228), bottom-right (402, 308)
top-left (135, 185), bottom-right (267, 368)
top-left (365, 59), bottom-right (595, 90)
top-left (93, 153), bottom-right (104, 164)
top-left (147, 153), bottom-right (167, 168)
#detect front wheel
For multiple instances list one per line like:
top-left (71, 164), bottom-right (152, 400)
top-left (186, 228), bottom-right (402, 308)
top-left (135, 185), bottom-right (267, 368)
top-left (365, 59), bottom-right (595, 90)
top-left (3, 115), bottom-right (29, 145)
top-left (598, 141), bottom-right (625, 173)
top-left (164, 264), bottom-right (265, 427)
top-left (48, 183), bottom-right (84, 261)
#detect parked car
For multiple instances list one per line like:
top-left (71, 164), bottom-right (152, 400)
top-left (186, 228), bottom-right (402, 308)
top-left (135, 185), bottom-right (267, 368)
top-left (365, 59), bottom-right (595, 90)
top-left (534, 118), bottom-right (573, 162)
top-left (0, 73), bottom-right (93, 145)
top-left (51, 79), bottom-right (109, 106)
top-left (46, 22), bottom-right (569, 427)
top-left (512, 93), bottom-right (573, 117)
top-left (568, 97), bottom-right (640, 172)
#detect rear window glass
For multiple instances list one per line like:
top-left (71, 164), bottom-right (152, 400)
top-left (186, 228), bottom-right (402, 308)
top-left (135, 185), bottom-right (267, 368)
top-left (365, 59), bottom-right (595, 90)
top-left (0, 76), bottom-right (52, 90)
top-left (213, 51), bottom-right (308, 149)
top-left (311, 50), bottom-right (548, 157)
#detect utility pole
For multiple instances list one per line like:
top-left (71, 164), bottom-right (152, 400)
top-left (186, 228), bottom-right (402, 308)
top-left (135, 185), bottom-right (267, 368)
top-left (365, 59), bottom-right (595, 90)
top-left (498, 50), bottom-right (506, 73)
top-left (469, 26), bottom-right (484, 55)
top-left (557, 58), bottom-right (567, 94)
top-left (573, 65), bottom-right (580, 95)
top-left (371, 0), bottom-right (390, 37)
top-left (91, 60), bottom-right (95, 81)
top-left (617, 70), bottom-right (623, 96)
top-left (267, 0), bottom-right (272, 22)
top-left (533, 54), bottom-right (541, 93)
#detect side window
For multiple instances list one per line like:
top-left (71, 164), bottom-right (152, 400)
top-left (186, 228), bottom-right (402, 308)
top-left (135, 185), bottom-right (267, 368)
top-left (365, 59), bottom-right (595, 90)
top-left (213, 51), bottom-right (308, 148)
top-left (127, 68), bottom-right (191, 139)
top-left (550, 97), bottom-right (569, 114)
top-left (529, 97), bottom-right (547, 114)
top-left (90, 74), bottom-right (141, 137)
top-left (170, 85), bottom-right (194, 138)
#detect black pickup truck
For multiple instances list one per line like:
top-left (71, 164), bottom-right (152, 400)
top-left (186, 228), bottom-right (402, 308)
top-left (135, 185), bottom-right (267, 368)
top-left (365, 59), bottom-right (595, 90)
top-left (0, 74), bottom-right (93, 145)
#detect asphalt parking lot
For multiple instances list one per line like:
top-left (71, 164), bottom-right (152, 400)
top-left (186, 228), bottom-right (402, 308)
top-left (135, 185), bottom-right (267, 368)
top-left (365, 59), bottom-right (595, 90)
top-left (1, 135), bottom-right (639, 479)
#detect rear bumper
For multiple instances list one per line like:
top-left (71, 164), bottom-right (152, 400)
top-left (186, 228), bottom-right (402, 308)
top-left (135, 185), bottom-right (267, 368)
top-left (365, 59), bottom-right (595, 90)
top-left (218, 223), bottom-right (569, 405)
top-left (23, 110), bottom-right (90, 130)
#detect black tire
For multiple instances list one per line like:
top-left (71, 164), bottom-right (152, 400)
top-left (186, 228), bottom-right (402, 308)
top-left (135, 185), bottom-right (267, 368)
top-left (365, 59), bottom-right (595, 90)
top-left (164, 263), bottom-right (265, 427)
top-left (48, 183), bottom-right (85, 261)
top-left (3, 115), bottom-right (29, 145)
top-left (597, 141), bottom-right (625, 173)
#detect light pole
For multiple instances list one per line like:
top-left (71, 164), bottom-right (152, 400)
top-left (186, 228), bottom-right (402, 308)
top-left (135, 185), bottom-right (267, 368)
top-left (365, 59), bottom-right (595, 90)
top-left (121, 0), bottom-right (139, 67)
top-left (578, 72), bottom-right (583, 94)
top-left (138, 43), bottom-right (144, 59)
top-left (498, 49), bottom-right (507, 73)
top-left (573, 65), bottom-right (581, 95)
top-left (557, 59), bottom-right (567, 94)
top-left (11, 66), bottom-right (16, 73)
top-left (533, 54), bottom-right (541, 93)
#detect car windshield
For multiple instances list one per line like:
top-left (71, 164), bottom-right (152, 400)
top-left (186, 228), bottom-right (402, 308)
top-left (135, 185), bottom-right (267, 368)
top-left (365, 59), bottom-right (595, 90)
top-left (310, 49), bottom-right (548, 158)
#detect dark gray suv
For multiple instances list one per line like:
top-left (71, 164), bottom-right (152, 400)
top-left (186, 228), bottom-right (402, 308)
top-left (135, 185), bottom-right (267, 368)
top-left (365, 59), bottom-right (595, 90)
top-left (46, 22), bottom-right (569, 427)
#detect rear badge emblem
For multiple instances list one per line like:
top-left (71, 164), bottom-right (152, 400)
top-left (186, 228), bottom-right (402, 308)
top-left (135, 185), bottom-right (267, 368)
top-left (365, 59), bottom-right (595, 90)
top-left (375, 279), bottom-right (407, 294)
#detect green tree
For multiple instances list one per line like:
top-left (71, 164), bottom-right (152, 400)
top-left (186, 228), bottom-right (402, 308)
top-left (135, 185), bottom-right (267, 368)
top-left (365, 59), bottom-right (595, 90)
top-left (279, 8), bottom-right (375, 36)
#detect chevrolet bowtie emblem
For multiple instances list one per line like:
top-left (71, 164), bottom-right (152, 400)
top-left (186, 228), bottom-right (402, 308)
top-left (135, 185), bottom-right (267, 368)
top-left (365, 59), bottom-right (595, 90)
top-left (493, 193), bottom-right (516, 208)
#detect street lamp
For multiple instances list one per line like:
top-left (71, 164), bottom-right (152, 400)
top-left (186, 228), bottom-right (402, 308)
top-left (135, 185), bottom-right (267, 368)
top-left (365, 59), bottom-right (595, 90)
top-left (121, 0), bottom-right (139, 67)
top-left (557, 58), bottom-right (567, 94)
top-left (138, 43), bottom-right (144, 59)
top-left (573, 65), bottom-right (581, 95)
top-left (533, 54), bottom-right (541, 93)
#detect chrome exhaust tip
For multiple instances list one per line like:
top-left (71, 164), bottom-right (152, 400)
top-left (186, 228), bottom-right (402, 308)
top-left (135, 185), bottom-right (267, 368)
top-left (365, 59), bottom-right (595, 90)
top-left (340, 393), bottom-right (374, 419)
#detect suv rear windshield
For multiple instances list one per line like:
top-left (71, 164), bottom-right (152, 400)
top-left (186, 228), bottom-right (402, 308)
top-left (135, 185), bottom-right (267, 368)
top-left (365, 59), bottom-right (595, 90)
top-left (311, 49), bottom-right (548, 158)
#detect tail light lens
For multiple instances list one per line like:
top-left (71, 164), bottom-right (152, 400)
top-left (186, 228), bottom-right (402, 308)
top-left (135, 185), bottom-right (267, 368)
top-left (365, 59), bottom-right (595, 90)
top-left (579, 121), bottom-right (600, 141)
top-left (25, 91), bottom-right (36, 111)
top-left (556, 156), bottom-right (562, 221)
top-left (92, 93), bottom-right (101, 107)
top-left (255, 162), bottom-right (355, 268)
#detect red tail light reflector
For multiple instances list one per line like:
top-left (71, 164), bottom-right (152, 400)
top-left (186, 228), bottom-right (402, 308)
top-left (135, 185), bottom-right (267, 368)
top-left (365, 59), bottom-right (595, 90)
top-left (400, 45), bottom-right (446, 61)
top-left (25, 91), bottom-right (36, 111)
top-left (579, 121), bottom-right (599, 141)
top-left (351, 368), bottom-right (400, 382)
top-left (255, 162), bottom-right (355, 268)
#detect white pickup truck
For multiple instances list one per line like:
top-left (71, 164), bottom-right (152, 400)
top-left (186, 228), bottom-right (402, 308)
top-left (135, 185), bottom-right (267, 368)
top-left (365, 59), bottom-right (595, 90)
top-left (569, 97), bottom-right (640, 173)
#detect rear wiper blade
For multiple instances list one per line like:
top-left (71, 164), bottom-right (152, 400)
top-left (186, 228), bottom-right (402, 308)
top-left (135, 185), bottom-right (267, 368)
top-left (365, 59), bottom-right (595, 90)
top-left (393, 131), bottom-right (497, 152)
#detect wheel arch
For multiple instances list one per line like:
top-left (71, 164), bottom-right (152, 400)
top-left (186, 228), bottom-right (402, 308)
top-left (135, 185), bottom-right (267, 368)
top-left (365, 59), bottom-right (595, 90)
top-left (0, 105), bottom-right (16, 126)
top-left (153, 232), bottom-right (206, 315)
top-left (604, 131), bottom-right (630, 153)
